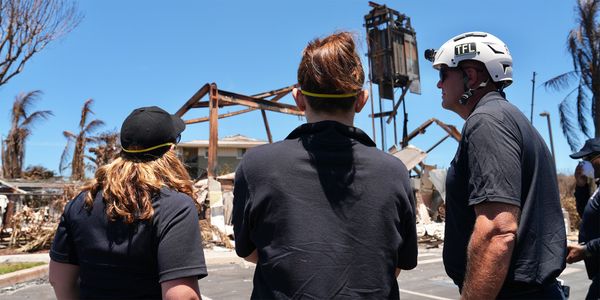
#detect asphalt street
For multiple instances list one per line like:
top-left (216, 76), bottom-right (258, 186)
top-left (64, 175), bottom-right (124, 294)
top-left (0, 246), bottom-right (593, 300)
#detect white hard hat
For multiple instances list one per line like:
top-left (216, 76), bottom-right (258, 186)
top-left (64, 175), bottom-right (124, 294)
top-left (425, 32), bottom-right (513, 88)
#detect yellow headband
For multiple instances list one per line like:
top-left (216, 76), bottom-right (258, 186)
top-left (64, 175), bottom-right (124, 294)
top-left (300, 90), bottom-right (358, 99)
top-left (122, 142), bottom-right (174, 154)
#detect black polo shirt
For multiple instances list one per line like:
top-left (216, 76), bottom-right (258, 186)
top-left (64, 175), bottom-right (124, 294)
top-left (580, 187), bottom-right (600, 279)
top-left (50, 188), bottom-right (208, 299)
top-left (233, 120), bottom-right (417, 299)
top-left (443, 92), bottom-right (566, 289)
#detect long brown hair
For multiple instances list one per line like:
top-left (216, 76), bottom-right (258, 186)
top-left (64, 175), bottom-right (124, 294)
top-left (82, 150), bottom-right (197, 224)
top-left (297, 31), bottom-right (365, 113)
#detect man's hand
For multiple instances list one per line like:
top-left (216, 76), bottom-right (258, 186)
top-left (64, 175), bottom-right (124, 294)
top-left (461, 202), bottom-right (519, 300)
top-left (566, 243), bottom-right (586, 264)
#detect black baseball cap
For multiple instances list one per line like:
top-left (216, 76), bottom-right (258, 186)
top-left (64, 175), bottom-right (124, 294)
top-left (570, 137), bottom-right (600, 159)
top-left (120, 106), bottom-right (185, 160)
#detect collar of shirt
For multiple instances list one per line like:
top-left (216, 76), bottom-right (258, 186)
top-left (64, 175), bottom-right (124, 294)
top-left (472, 90), bottom-right (507, 111)
top-left (285, 120), bottom-right (376, 147)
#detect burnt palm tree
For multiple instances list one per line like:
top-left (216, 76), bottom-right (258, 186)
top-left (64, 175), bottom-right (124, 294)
top-left (87, 130), bottom-right (120, 169)
top-left (1, 91), bottom-right (53, 178)
top-left (544, 0), bottom-right (600, 151)
top-left (60, 99), bottom-right (104, 181)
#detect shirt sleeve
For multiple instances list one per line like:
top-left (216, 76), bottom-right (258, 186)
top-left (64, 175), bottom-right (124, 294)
top-left (464, 114), bottom-right (521, 207)
top-left (155, 193), bottom-right (207, 283)
top-left (232, 162), bottom-right (256, 257)
top-left (587, 238), bottom-right (600, 257)
top-left (584, 192), bottom-right (600, 256)
top-left (49, 195), bottom-right (80, 265)
top-left (397, 179), bottom-right (418, 270)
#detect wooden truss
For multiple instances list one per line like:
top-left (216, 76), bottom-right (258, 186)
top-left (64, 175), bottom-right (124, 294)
top-left (175, 83), bottom-right (303, 178)
top-left (402, 118), bottom-right (462, 153)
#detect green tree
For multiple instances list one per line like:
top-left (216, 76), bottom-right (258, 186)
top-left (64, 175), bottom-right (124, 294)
top-left (544, 0), bottom-right (600, 151)
top-left (60, 99), bottom-right (104, 181)
top-left (1, 90), bottom-right (52, 178)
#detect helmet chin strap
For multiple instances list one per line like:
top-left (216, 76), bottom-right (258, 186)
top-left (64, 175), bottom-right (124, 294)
top-left (459, 77), bottom-right (489, 105)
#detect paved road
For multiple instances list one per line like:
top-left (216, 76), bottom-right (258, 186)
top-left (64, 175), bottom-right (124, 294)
top-left (0, 246), bottom-right (592, 299)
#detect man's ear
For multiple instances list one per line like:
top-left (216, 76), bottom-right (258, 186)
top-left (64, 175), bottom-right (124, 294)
top-left (292, 88), bottom-right (306, 111)
top-left (355, 90), bottom-right (369, 113)
top-left (463, 67), bottom-right (482, 88)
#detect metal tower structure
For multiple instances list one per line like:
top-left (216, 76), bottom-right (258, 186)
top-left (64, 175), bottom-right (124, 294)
top-left (364, 2), bottom-right (421, 151)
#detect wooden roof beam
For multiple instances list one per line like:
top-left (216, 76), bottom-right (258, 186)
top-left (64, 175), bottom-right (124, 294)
top-left (218, 90), bottom-right (303, 116)
top-left (183, 89), bottom-right (295, 124)
top-left (175, 83), bottom-right (211, 117)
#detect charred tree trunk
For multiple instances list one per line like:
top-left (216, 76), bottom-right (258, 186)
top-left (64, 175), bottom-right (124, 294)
top-left (71, 136), bottom-right (86, 181)
top-left (2, 137), bottom-right (23, 179)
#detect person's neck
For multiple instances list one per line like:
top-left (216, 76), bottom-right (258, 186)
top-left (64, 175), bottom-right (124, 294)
top-left (458, 87), bottom-right (497, 119)
top-left (304, 110), bottom-right (354, 127)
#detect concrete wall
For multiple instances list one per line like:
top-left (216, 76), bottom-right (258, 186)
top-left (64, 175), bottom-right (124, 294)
top-left (179, 146), bottom-right (245, 179)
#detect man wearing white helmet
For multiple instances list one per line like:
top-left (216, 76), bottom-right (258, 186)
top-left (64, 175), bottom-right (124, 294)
top-left (425, 32), bottom-right (567, 299)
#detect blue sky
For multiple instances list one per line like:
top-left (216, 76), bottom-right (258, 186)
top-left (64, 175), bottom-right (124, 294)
top-left (0, 0), bottom-right (584, 175)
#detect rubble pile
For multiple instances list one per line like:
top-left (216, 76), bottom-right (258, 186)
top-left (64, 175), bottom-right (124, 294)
top-left (1, 184), bottom-right (75, 252)
top-left (195, 177), bottom-right (235, 249)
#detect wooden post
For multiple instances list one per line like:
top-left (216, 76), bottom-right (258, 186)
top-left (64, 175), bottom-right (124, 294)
top-left (260, 110), bottom-right (273, 143)
top-left (207, 83), bottom-right (219, 179)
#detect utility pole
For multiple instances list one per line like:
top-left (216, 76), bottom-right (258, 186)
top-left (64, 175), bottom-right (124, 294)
top-left (530, 72), bottom-right (536, 124)
top-left (540, 111), bottom-right (555, 166)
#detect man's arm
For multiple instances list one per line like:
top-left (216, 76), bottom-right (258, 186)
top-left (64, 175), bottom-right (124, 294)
top-left (161, 277), bottom-right (201, 300)
top-left (49, 260), bottom-right (80, 300)
top-left (461, 202), bottom-right (520, 300)
top-left (243, 249), bottom-right (258, 263)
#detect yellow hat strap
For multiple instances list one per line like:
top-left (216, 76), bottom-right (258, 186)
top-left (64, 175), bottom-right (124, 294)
top-left (122, 142), bottom-right (174, 154)
top-left (300, 90), bottom-right (358, 99)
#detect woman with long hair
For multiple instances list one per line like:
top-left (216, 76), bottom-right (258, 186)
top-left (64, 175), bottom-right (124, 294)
top-left (49, 106), bottom-right (207, 299)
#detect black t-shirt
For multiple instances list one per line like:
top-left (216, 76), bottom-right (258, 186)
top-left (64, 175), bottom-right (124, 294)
top-left (580, 187), bottom-right (600, 279)
top-left (233, 121), bottom-right (417, 299)
top-left (444, 92), bottom-right (566, 288)
top-left (50, 188), bottom-right (208, 299)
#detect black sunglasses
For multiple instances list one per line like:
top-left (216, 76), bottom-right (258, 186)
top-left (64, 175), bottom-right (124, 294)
top-left (440, 66), bottom-right (486, 83)
top-left (439, 67), bottom-right (457, 83)
top-left (439, 68), bottom-right (447, 82)
top-left (584, 153), bottom-right (600, 162)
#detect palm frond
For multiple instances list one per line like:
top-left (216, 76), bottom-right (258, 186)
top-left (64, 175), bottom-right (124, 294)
top-left (59, 131), bottom-right (75, 174)
top-left (63, 130), bottom-right (76, 139)
top-left (576, 84), bottom-right (593, 138)
top-left (79, 99), bottom-right (94, 129)
top-left (2, 90), bottom-right (49, 178)
top-left (559, 99), bottom-right (583, 152)
top-left (542, 71), bottom-right (580, 92)
top-left (84, 162), bottom-right (96, 174)
top-left (84, 119), bottom-right (105, 135)
top-left (17, 90), bottom-right (43, 118)
top-left (21, 110), bottom-right (53, 128)
top-left (85, 136), bottom-right (99, 144)
top-left (551, 0), bottom-right (600, 141)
